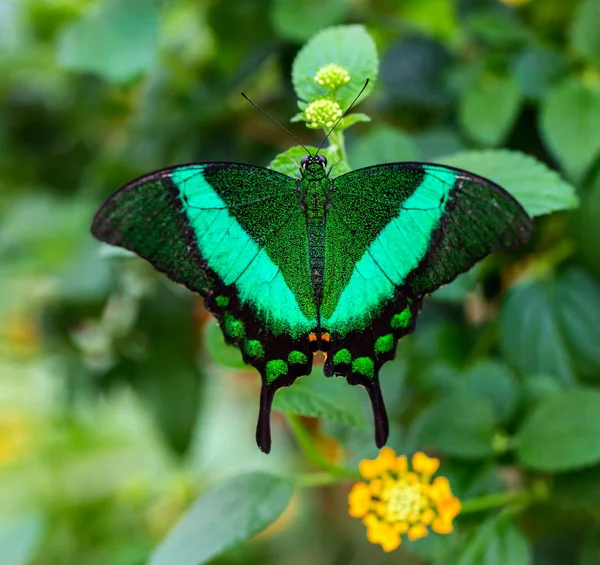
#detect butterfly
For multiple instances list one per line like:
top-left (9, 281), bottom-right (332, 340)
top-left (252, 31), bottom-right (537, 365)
top-left (91, 153), bottom-right (532, 453)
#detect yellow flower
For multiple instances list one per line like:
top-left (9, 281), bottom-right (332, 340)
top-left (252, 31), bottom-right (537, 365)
top-left (0, 411), bottom-right (34, 468)
top-left (348, 448), bottom-right (461, 552)
top-left (304, 98), bottom-right (343, 129)
top-left (314, 63), bottom-right (351, 91)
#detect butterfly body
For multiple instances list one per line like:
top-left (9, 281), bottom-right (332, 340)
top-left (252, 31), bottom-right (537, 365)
top-left (92, 157), bottom-right (532, 453)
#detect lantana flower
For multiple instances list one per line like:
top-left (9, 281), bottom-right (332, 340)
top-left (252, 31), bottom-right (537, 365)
top-left (348, 447), bottom-right (461, 552)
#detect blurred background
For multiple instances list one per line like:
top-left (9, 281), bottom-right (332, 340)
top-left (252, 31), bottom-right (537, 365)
top-left (2, 0), bottom-right (600, 564)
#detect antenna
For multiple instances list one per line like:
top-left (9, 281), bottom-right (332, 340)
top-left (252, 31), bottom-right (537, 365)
top-left (240, 92), bottom-right (312, 155)
top-left (316, 78), bottom-right (370, 155)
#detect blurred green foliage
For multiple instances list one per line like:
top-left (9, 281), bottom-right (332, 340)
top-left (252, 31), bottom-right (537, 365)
top-left (2, 0), bottom-right (600, 564)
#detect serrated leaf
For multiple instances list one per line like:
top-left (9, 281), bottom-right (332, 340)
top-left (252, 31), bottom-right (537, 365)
top-left (458, 516), bottom-right (530, 565)
top-left (517, 388), bottom-right (600, 472)
top-left (347, 126), bottom-right (419, 170)
top-left (540, 79), bottom-right (600, 182)
top-left (271, 0), bottom-right (352, 42)
top-left (273, 368), bottom-right (367, 430)
top-left (0, 515), bottom-right (44, 565)
top-left (459, 75), bottom-right (521, 146)
top-left (570, 0), bottom-right (600, 67)
top-left (459, 361), bottom-right (519, 423)
top-left (409, 395), bottom-right (496, 459)
top-left (269, 145), bottom-right (350, 177)
top-left (150, 473), bottom-right (293, 565)
top-left (336, 113), bottom-right (371, 131)
top-left (292, 25), bottom-right (377, 110)
top-left (511, 45), bottom-right (568, 100)
top-left (501, 269), bottom-right (600, 384)
top-left (501, 280), bottom-right (574, 385)
top-left (57, 0), bottom-right (159, 82)
top-left (438, 149), bottom-right (578, 217)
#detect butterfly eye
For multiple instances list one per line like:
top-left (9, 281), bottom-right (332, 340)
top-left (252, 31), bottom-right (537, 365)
top-left (300, 155), bottom-right (310, 169)
top-left (317, 155), bottom-right (328, 167)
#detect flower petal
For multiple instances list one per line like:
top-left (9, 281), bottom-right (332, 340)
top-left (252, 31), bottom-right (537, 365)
top-left (432, 517), bottom-right (454, 534)
top-left (348, 483), bottom-right (372, 518)
top-left (408, 523), bottom-right (428, 540)
top-left (412, 451), bottom-right (440, 476)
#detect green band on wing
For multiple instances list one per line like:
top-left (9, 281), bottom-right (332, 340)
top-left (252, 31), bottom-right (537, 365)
top-left (324, 169), bottom-right (455, 334)
top-left (172, 166), bottom-right (314, 337)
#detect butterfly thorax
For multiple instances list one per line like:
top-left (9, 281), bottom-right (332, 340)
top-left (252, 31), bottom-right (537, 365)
top-left (299, 156), bottom-right (332, 314)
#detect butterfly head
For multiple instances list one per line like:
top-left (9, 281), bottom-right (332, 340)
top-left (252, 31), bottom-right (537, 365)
top-left (300, 154), bottom-right (328, 179)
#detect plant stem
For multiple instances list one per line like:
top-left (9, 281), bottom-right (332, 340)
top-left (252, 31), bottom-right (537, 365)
top-left (285, 413), bottom-right (356, 479)
top-left (293, 472), bottom-right (341, 488)
top-left (327, 129), bottom-right (348, 165)
top-left (460, 489), bottom-right (530, 514)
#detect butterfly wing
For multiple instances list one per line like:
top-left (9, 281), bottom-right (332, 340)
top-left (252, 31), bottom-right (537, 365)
top-left (91, 162), bottom-right (318, 452)
top-left (322, 162), bottom-right (533, 446)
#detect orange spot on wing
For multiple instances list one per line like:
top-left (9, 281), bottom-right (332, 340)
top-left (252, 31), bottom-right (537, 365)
top-left (321, 332), bottom-right (331, 342)
top-left (309, 332), bottom-right (317, 342)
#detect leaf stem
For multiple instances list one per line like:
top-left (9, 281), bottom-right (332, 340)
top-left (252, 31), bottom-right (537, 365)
top-left (327, 129), bottom-right (348, 165)
top-left (293, 472), bottom-right (341, 488)
top-left (460, 489), bottom-right (530, 514)
top-left (285, 413), bottom-right (356, 479)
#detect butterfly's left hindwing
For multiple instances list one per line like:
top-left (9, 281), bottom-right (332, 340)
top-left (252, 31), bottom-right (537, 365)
top-left (91, 163), bottom-right (316, 452)
top-left (321, 162), bottom-right (533, 446)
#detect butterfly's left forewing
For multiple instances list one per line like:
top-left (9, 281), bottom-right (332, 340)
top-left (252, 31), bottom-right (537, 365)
top-left (322, 162), bottom-right (533, 446)
top-left (92, 163), bottom-right (317, 452)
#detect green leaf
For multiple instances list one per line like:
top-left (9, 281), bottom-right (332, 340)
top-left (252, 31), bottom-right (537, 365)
top-left (401, 0), bottom-right (457, 40)
top-left (458, 75), bottom-right (522, 146)
top-left (570, 0), bottom-right (600, 67)
top-left (501, 280), bottom-right (574, 385)
top-left (409, 395), bottom-right (496, 459)
top-left (347, 126), bottom-right (419, 170)
top-left (575, 171), bottom-right (600, 278)
top-left (540, 79), bottom-right (600, 182)
top-left (273, 368), bottom-right (367, 430)
top-left (466, 11), bottom-right (532, 47)
top-left (459, 361), bottom-right (519, 424)
top-left (336, 112), bottom-right (371, 131)
top-left (511, 46), bottom-right (568, 100)
top-left (555, 269), bottom-right (600, 377)
top-left (205, 320), bottom-right (247, 370)
top-left (57, 0), bottom-right (159, 82)
top-left (502, 269), bottom-right (600, 384)
top-left (438, 149), bottom-right (579, 217)
top-left (457, 516), bottom-right (530, 565)
top-left (292, 25), bottom-right (378, 110)
top-left (554, 465), bottom-right (600, 509)
top-left (269, 145), bottom-right (350, 177)
top-left (271, 0), bottom-right (352, 42)
top-left (0, 515), bottom-right (44, 565)
top-left (149, 473), bottom-right (293, 565)
top-left (581, 531), bottom-right (600, 565)
top-left (517, 388), bottom-right (600, 471)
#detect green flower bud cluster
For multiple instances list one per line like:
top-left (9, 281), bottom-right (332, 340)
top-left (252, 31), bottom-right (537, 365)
top-left (304, 98), bottom-right (343, 129)
top-left (314, 63), bottom-right (351, 91)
